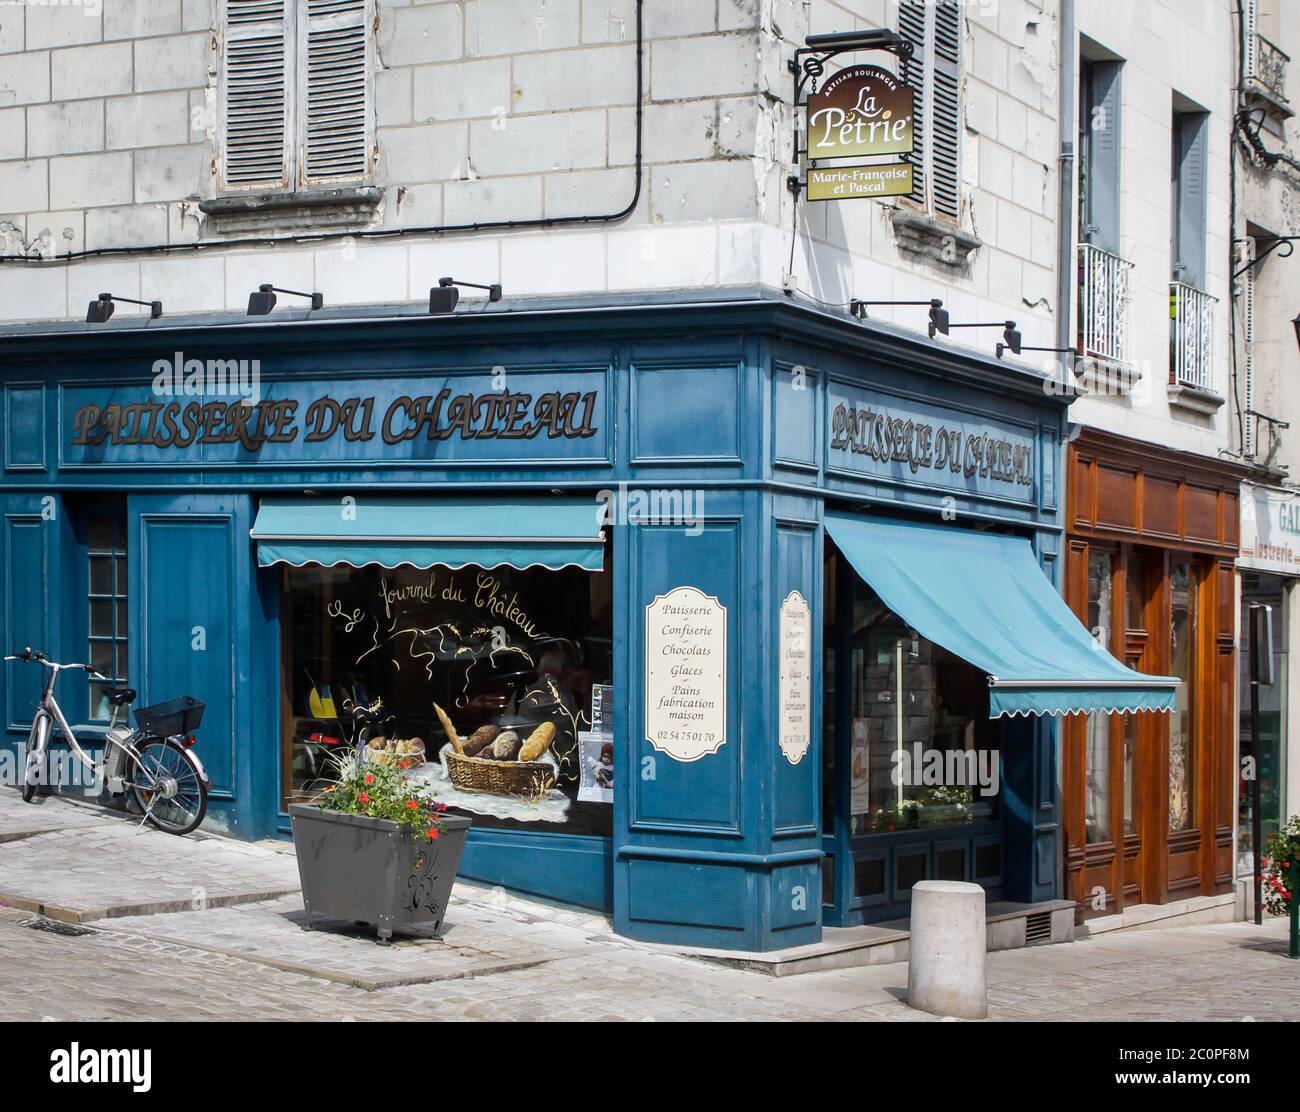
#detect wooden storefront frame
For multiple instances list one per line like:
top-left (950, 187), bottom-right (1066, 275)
top-left (1065, 430), bottom-right (1246, 918)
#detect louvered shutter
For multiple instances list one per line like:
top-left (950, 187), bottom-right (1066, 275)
top-left (1084, 61), bottom-right (1122, 251)
top-left (1173, 112), bottom-right (1207, 288)
top-left (898, 1), bottom-right (927, 207)
top-left (300, 0), bottom-right (372, 185)
top-left (930, 1), bottom-right (962, 221)
top-left (221, 0), bottom-right (291, 190)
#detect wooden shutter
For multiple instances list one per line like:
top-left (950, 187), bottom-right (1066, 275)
top-left (898, 0), bottom-right (927, 207)
top-left (1173, 112), bottom-right (1208, 288)
top-left (221, 0), bottom-right (291, 190)
top-left (897, 0), bottom-right (962, 221)
top-left (930, 1), bottom-right (962, 222)
top-left (299, 0), bottom-right (371, 185)
top-left (1084, 61), bottom-right (1122, 251)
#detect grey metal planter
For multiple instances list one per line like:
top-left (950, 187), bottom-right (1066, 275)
top-left (289, 803), bottom-right (471, 944)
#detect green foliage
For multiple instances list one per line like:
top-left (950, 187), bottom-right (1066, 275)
top-left (315, 752), bottom-right (448, 843)
top-left (1262, 814), bottom-right (1300, 918)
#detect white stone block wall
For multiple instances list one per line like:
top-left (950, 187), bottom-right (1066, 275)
top-left (1068, 0), bottom-right (1237, 462)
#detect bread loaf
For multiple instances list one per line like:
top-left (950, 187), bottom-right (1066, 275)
top-left (489, 731), bottom-right (521, 761)
top-left (432, 702), bottom-right (462, 753)
top-left (518, 721), bottom-right (556, 762)
top-left (462, 724), bottom-right (500, 758)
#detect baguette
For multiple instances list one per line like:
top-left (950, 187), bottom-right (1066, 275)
top-left (432, 702), bottom-right (463, 753)
top-left (519, 721), bottom-right (556, 762)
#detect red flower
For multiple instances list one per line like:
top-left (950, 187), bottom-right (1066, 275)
top-left (405, 800), bottom-right (419, 811)
top-left (426, 828), bottom-right (440, 840)
top-left (363, 773), bottom-right (375, 784)
top-left (398, 759), bottom-right (412, 770)
top-left (357, 791), bottom-right (370, 805)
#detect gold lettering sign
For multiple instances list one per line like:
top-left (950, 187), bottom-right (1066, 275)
top-left (807, 64), bottom-right (915, 160)
top-left (808, 162), bottom-right (914, 201)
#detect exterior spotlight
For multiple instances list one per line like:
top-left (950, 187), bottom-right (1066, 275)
top-left (850, 298), bottom-right (944, 322)
top-left (247, 284), bottom-right (323, 315)
top-left (1002, 325), bottom-right (1022, 355)
top-left (927, 303), bottom-right (950, 337)
top-left (86, 293), bottom-right (162, 323)
top-left (428, 277), bottom-right (503, 315)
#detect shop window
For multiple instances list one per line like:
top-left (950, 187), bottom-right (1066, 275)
top-left (1168, 560), bottom-right (1198, 833)
top-left (87, 515), bottom-right (129, 722)
top-left (1122, 713), bottom-right (1137, 837)
top-left (1126, 552), bottom-right (1147, 631)
top-left (280, 556), bottom-right (613, 836)
top-left (1085, 550), bottom-right (1114, 843)
top-left (843, 571), bottom-right (1002, 836)
top-left (1237, 573), bottom-right (1287, 875)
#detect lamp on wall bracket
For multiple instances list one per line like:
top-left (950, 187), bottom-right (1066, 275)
top-left (86, 292), bottom-right (162, 323)
top-left (937, 319), bottom-right (1017, 347)
top-left (429, 277), bottom-right (503, 315)
top-left (247, 284), bottom-right (324, 315)
top-left (849, 298), bottom-right (944, 323)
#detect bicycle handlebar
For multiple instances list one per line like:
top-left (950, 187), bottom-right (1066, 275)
top-left (5, 648), bottom-right (108, 681)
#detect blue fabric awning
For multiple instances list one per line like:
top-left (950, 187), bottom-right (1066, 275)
top-left (252, 496), bottom-right (605, 572)
top-left (824, 512), bottom-right (1178, 719)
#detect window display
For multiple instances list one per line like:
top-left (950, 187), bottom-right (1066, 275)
top-left (280, 554), bottom-right (613, 837)
top-left (840, 562), bottom-right (1001, 835)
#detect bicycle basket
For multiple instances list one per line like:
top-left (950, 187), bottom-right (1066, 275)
top-left (134, 696), bottom-right (205, 737)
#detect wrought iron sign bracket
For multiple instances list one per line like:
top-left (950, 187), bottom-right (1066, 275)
top-left (1232, 235), bottom-right (1299, 280)
top-left (788, 30), bottom-right (914, 197)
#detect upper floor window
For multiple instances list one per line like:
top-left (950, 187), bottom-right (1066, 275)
top-left (1171, 106), bottom-right (1209, 289)
top-left (219, 0), bottom-right (374, 193)
top-left (1079, 57), bottom-right (1123, 251)
top-left (898, 0), bottom-right (963, 223)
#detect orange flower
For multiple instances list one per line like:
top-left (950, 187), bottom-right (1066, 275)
top-left (321, 785), bottom-right (335, 793)
top-left (363, 773), bottom-right (375, 784)
top-left (405, 799), bottom-right (419, 810)
top-left (426, 828), bottom-right (440, 840)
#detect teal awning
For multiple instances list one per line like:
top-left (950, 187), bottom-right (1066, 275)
top-left (824, 512), bottom-right (1178, 719)
top-left (252, 496), bottom-right (605, 572)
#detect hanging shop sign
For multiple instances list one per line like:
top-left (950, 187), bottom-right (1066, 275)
top-left (827, 381), bottom-right (1039, 504)
top-left (807, 65), bottom-right (915, 159)
top-left (778, 591), bottom-right (812, 765)
top-left (808, 162), bottom-right (914, 201)
top-left (645, 586), bottom-right (728, 763)
top-left (792, 47), bottom-right (918, 204)
top-left (1240, 483), bottom-right (1300, 576)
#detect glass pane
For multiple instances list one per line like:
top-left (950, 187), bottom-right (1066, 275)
top-left (88, 515), bottom-right (120, 553)
top-left (88, 640), bottom-right (115, 676)
top-left (1123, 713), bottom-right (1137, 836)
top-left (281, 560), bottom-right (614, 833)
top-left (1237, 574), bottom-right (1288, 875)
top-left (1168, 561), bottom-right (1196, 832)
top-left (1126, 553), bottom-right (1147, 631)
top-left (89, 599), bottom-right (115, 637)
top-left (1087, 550), bottom-right (1114, 648)
top-left (116, 599), bottom-right (128, 634)
top-left (115, 554), bottom-right (129, 595)
top-left (89, 556), bottom-right (114, 595)
top-left (847, 575), bottom-right (1000, 835)
top-left (1085, 713), bottom-right (1112, 843)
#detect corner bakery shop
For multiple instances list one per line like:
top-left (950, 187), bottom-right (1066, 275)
top-left (0, 289), bottom-right (1176, 951)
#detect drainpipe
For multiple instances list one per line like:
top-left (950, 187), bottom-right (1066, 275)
top-left (1054, 0), bottom-right (1077, 912)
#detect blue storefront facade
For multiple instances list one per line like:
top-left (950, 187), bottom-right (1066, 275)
top-left (1, 288), bottom-right (1134, 951)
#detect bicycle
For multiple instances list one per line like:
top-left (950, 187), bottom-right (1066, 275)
top-left (5, 647), bottom-right (210, 836)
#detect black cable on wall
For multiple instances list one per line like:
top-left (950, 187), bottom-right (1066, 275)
top-left (0, 0), bottom-right (644, 266)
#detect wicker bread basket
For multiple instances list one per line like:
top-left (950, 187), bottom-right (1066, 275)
top-left (443, 749), bottom-right (557, 801)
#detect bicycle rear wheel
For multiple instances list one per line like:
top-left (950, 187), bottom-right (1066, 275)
top-left (20, 712), bottom-right (50, 803)
top-left (129, 737), bottom-right (207, 835)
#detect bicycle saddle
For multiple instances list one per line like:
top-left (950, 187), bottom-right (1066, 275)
top-left (104, 686), bottom-right (137, 706)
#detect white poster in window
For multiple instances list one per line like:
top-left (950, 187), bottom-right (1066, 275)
top-left (644, 586), bottom-right (727, 762)
top-left (778, 590), bottom-right (812, 765)
top-left (850, 718), bottom-right (871, 815)
top-left (577, 731), bottom-right (614, 803)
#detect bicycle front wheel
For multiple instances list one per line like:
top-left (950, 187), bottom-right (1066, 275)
top-left (20, 712), bottom-right (50, 803)
top-left (130, 738), bottom-right (208, 836)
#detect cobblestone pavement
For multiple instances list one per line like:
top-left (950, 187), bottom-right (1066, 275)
top-left (1, 791), bottom-right (1298, 1021)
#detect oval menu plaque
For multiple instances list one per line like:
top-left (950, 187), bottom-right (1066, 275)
top-left (779, 590), bottom-right (811, 765)
top-left (645, 586), bottom-right (727, 762)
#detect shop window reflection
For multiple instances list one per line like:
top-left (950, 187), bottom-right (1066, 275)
top-left (845, 574), bottom-right (1001, 835)
top-left (1168, 560), bottom-right (1197, 833)
top-left (280, 557), bottom-right (613, 837)
top-left (1085, 550), bottom-right (1114, 843)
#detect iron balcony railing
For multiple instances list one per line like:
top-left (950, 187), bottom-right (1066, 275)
top-left (1077, 243), bottom-right (1134, 368)
top-left (1169, 281), bottom-right (1217, 391)
top-left (1246, 32), bottom-right (1290, 107)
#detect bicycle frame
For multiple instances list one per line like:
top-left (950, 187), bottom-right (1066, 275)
top-left (25, 659), bottom-right (150, 793)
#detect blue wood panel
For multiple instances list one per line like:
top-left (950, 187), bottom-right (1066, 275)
top-left (4, 384), bottom-right (45, 471)
top-left (2, 506), bottom-right (51, 732)
top-left (630, 362), bottom-right (742, 465)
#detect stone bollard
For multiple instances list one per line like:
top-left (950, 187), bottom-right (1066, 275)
top-left (907, 880), bottom-right (988, 1019)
